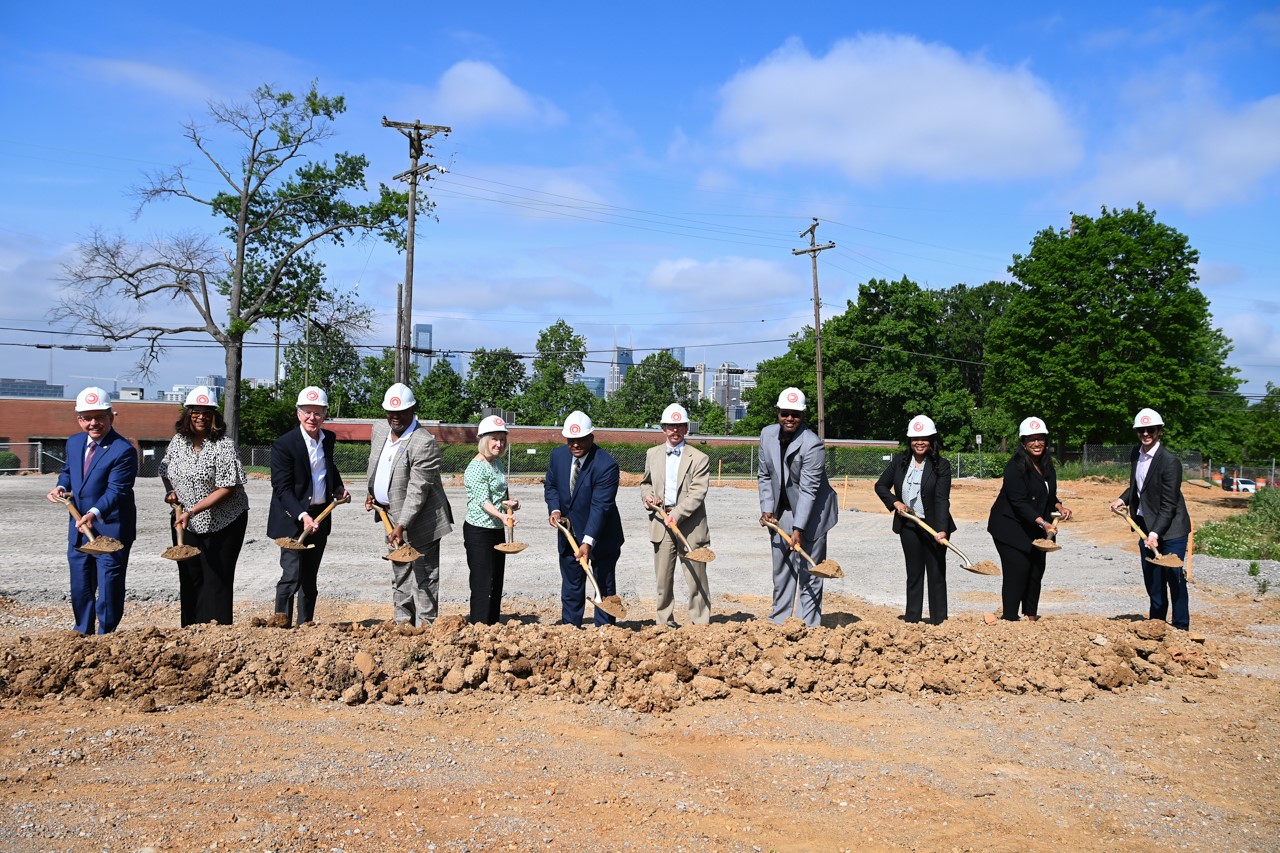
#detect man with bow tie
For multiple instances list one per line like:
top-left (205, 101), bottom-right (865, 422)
top-left (641, 403), bottom-right (713, 627)
top-left (45, 386), bottom-right (138, 634)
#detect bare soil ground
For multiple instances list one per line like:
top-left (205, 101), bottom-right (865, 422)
top-left (1, 477), bottom-right (1277, 852)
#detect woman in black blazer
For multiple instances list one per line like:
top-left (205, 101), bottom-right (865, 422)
top-left (986, 417), bottom-right (1073, 622)
top-left (875, 415), bottom-right (955, 624)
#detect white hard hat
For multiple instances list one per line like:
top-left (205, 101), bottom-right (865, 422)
top-left (1132, 407), bottom-right (1164, 429)
top-left (776, 387), bottom-right (806, 410)
top-left (660, 403), bottom-right (689, 425)
top-left (184, 386), bottom-right (215, 407)
top-left (478, 415), bottom-right (509, 436)
top-left (75, 386), bottom-right (111, 412)
top-left (381, 382), bottom-right (416, 411)
top-left (907, 415), bottom-right (937, 437)
top-left (1019, 416), bottom-right (1049, 437)
top-left (561, 410), bottom-right (594, 438)
top-left (296, 386), bottom-right (328, 407)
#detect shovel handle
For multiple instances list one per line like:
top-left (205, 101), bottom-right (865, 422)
top-left (54, 495), bottom-right (84, 523)
top-left (553, 518), bottom-right (590, 571)
top-left (896, 508), bottom-right (975, 565)
top-left (763, 519), bottom-right (820, 569)
top-left (1112, 504), bottom-right (1164, 556)
top-left (297, 499), bottom-right (340, 544)
top-left (652, 505), bottom-right (697, 553)
top-left (373, 504), bottom-right (396, 535)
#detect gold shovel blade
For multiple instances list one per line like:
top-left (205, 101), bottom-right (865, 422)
top-left (275, 537), bottom-right (313, 550)
top-left (160, 545), bottom-right (202, 561)
top-left (77, 536), bottom-right (124, 555)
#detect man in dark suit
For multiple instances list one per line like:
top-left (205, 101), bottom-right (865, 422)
top-left (268, 386), bottom-right (350, 626)
top-left (46, 387), bottom-right (138, 634)
top-left (757, 387), bottom-right (839, 627)
top-left (544, 410), bottom-right (624, 627)
top-left (1110, 407), bottom-right (1193, 630)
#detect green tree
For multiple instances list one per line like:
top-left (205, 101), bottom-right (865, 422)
top-left (937, 280), bottom-right (1018, 407)
top-left (57, 82), bottom-right (417, 442)
top-left (603, 351), bottom-right (698, 428)
top-left (521, 319), bottom-right (596, 424)
top-left (985, 204), bottom-right (1238, 450)
top-left (465, 347), bottom-right (526, 412)
top-left (281, 315), bottom-right (368, 418)
top-left (237, 384), bottom-right (296, 446)
top-left (418, 361), bottom-right (471, 423)
top-left (690, 397), bottom-right (729, 435)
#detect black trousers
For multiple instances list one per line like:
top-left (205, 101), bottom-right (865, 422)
top-left (463, 522), bottom-right (507, 625)
top-left (172, 509), bottom-right (248, 627)
top-left (899, 524), bottom-right (948, 624)
top-left (995, 541), bottom-right (1047, 620)
top-left (274, 506), bottom-right (331, 626)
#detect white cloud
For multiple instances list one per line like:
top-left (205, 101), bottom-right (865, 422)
top-left (715, 34), bottom-right (1081, 182)
top-left (67, 58), bottom-right (213, 101)
top-left (432, 61), bottom-right (564, 127)
top-left (1083, 94), bottom-right (1280, 212)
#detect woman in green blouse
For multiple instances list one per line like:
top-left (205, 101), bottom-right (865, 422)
top-left (463, 416), bottom-right (519, 624)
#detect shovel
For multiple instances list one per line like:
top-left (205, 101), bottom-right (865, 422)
top-left (1111, 504), bottom-right (1184, 568)
top-left (372, 504), bottom-right (423, 562)
top-left (553, 517), bottom-right (626, 619)
top-left (161, 503), bottom-right (202, 561)
top-left (651, 505), bottom-right (715, 563)
top-left (762, 519), bottom-right (843, 578)
top-left (495, 504), bottom-right (528, 554)
top-left (896, 508), bottom-right (999, 576)
top-left (54, 495), bottom-right (124, 555)
top-left (1032, 511), bottom-right (1062, 552)
top-left (276, 499), bottom-right (339, 550)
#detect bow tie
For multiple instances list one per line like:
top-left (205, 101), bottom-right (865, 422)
top-left (667, 448), bottom-right (681, 456)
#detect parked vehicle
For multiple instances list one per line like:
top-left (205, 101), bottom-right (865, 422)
top-left (1221, 476), bottom-right (1257, 493)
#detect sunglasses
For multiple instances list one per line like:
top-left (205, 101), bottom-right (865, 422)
top-left (1135, 427), bottom-right (1159, 435)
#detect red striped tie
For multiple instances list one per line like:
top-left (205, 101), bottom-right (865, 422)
top-left (83, 441), bottom-right (97, 477)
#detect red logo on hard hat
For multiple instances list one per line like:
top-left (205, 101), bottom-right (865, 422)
top-left (912, 422), bottom-right (923, 432)
top-left (307, 390), bottom-right (319, 401)
top-left (568, 423), bottom-right (581, 435)
top-left (493, 417), bottom-right (505, 426)
top-left (671, 413), bottom-right (683, 421)
top-left (85, 392), bottom-right (99, 404)
top-left (196, 394), bottom-right (210, 405)
top-left (1140, 415), bottom-right (1151, 425)
top-left (1029, 419), bottom-right (1041, 430)
top-left (786, 392), bottom-right (799, 403)
top-left (390, 396), bottom-right (402, 408)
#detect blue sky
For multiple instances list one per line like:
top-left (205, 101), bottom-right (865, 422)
top-left (2, 1), bottom-right (1278, 404)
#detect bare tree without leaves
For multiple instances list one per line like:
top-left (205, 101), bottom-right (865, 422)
top-left (56, 82), bottom-right (417, 442)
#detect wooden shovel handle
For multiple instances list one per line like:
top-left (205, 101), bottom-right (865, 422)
top-left (1112, 504), bottom-right (1159, 553)
top-left (652, 505), bottom-right (696, 552)
top-left (553, 518), bottom-right (590, 571)
top-left (896, 508), bottom-right (974, 565)
top-left (763, 519), bottom-right (819, 568)
top-left (55, 495), bottom-right (84, 523)
top-left (373, 504), bottom-right (396, 535)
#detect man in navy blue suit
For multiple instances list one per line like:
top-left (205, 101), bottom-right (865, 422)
top-left (46, 386), bottom-right (138, 634)
top-left (544, 410), bottom-right (624, 626)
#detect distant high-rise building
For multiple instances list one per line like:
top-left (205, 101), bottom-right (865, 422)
top-left (712, 362), bottom-right (746, 421)
top-left (606, 346), bottom-right (633, 398)
top-left (0, 377), bottom-right (65, 398)
top-left (664, 346), bottom-right (686, 366)
top-left (689, 363), bottom-right (707, 402)
top-left (577, 376), bottom-right (606, 398)
top-left (413, 323), bottom-right (433, 376)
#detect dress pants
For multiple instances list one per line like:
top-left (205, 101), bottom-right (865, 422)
top-left (463, 522), bottom-right (506, 625)
top-left (173, 510), bottom-right (248, 627)
top-left (768, 531), bottom-right (825, 627)
top-left (274, 508), bottom-right (330, 627)
top-left (653, 533), bottom-right (710, 627)
top-left (68, 542), bottom-right (131, 635)
top-left (1140, 535), bottom-right (1190, 630)
top-left (995, 541), bottom-right (1046, 621)
top-left (899, 524), bottom-right (948, 624)
top-left (391, 539), bottom-right (440, 627)
top-left (557, 544), bottom-right (619, 627)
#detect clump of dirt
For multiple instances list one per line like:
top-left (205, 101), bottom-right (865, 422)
top-left (0, 614), bottom-right (1221, 713)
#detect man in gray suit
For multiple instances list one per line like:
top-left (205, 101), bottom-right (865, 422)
top-left (641, 403), bottom-right (713, 627)
top-left (758, 387), bottom-right (839, 627)
top-left (365, 383), bottom-right (454, 626)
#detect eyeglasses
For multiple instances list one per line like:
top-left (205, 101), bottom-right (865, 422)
top-left (77, 414), bottom-right (110, 423)
top-left (189, 409), bottom-right (215, 418)
top-left (777, 411), bottom-right (803, 419)
top-left (1135, 427), bottom-right (1159, 435)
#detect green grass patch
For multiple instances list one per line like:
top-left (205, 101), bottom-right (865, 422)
top-left (1196, 487), bottom-right (1280, 560)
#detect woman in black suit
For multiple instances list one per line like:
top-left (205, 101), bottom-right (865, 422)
top-left (986, 417), bottom-right (1073, 622)
top-left (875, 415), bottom-right (955, 624)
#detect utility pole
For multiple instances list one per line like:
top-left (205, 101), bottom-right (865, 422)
top-left (792, 218), bottom-right (835, 440)
top-left (382, 117), bottom-right (450, 385)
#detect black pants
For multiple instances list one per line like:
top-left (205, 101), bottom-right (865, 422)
top-left (899, 524), bottom-right (948, 623)
top-left (463, 522), bottom-right (507, 625)
top-left (173, 510), bottom-right (248, 627)
top-left (995, 541), bottom-right (1046, 620)
top-left (274, 508), bottom-right (331, 626)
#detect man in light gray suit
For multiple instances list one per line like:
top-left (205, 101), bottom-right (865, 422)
top-left (641, 403), bottom-right (713, 627)
top-left (758, 387), bottom-right (839, 627)
top-left (365, 383), bottom-right (454, 626)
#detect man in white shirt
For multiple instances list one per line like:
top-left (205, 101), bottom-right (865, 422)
top-left (641, 403), bottom-right (713, 627)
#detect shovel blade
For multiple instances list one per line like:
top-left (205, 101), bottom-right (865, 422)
top-left (495, 542), bottom-right (528, 553)
top-left (685, 547), bottom-right (716, 563)
top-left (77, 536), bottom-right (124, 555)
top-left (961, 559), bottom-right (1001, 576)
top-left (809, 559), bottom-right (843, 579)
top-left (1032, 538), bottom-right (1061, 552)
top-left (383, 544), bottom-right (423, 562)
top-left (275, 537), bottom-right (313, 550)
top-left (160, 545), bottom-right (202, 561)
top-left (592, 594), bottom-right (627, 620)
top-left (1150, 553), bottom-right (1185, 569)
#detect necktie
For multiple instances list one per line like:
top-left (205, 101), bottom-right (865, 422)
top-left (83, 441), bottom-right (97, 477)
top-left (570, 458), bottom-right (581, 495)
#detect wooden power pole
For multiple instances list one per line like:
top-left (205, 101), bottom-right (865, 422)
top-left (792, 218), bottom-right (835, 440)
top-left (382, 117), bottom-right (450, 385)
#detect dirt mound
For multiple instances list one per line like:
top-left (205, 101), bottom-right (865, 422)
top-left (0, 615), bottom-right (1220, 713)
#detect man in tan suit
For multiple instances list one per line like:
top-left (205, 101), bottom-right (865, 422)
top-left (641, 403), bottom-right (712, 627)
top-left (365, 383), bottom-right (453, 625)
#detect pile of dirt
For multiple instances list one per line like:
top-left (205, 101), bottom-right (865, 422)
top-left (0, 614), bottom-right (1220, 713)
